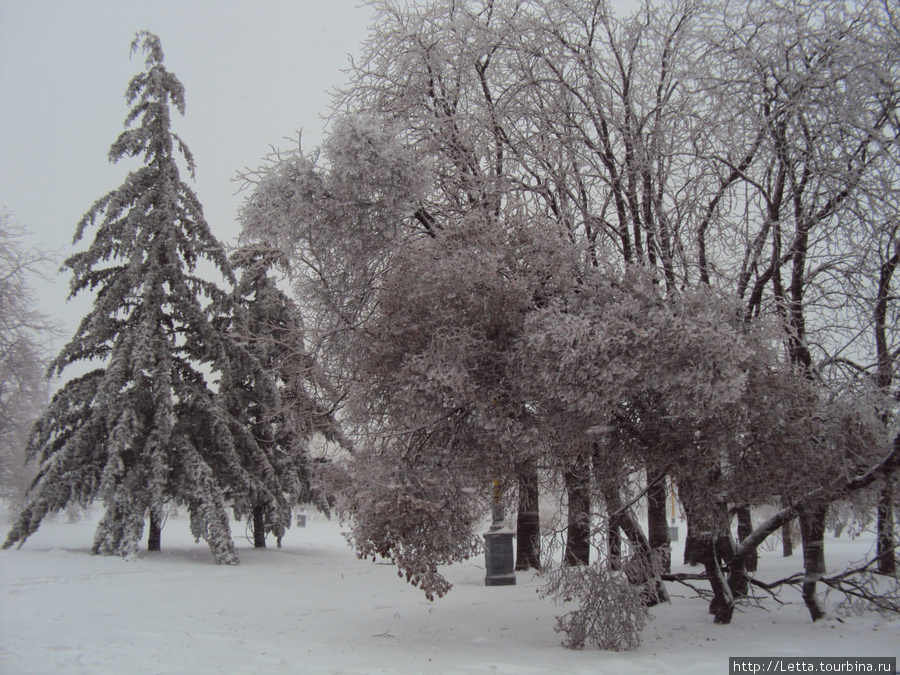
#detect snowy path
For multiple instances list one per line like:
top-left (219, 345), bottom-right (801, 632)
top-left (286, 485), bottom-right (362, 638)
top-left (1, 512), bottom-right (897, 674)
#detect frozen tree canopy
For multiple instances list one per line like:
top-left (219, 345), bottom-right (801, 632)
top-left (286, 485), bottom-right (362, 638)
top-left (238, 0), bottom-right (900, 641)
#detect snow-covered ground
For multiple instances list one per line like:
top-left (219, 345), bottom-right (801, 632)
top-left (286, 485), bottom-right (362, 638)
top-left (1, 508), bottom-right (897, 674)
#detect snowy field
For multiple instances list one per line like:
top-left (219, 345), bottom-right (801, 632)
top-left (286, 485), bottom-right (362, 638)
top-left (1, 508), bottom-right (897, 674)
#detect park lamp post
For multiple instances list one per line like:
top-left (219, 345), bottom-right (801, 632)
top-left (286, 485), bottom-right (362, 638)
top-left (483, 479), bottom-right (516, 586)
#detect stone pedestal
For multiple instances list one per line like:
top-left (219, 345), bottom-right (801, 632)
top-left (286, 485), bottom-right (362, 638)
top-left (484, 528), bottom-right (516, 586)
top-left (484, 511), bottom-right (516, 586)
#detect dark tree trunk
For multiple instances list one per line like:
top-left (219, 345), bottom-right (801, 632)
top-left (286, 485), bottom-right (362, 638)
top-left (782, 521), bottom-right (794, 556)
top-left (564, 467), bottom-right (591, 566)
top-left (876, 476), bottom-right (896, 576)
top-left (703, 536), bottom-right (734, 624)
top-left (799, 504), bottom-right (828, 621)
top-left (515, 462), bottom-right (541, 571)
top-left (728, 552), bottom-right (750, 600)
top-left (647, 473), bottom-right (671, 573)
top-left (683, 510), bottom-right (703, 566)
top-left (781, 496), bottom-right (794, 557)
top-left (833, 516), bottom-right (845, 539)
top-left (717, 528), bottom-right (735, 561)
top-left (736, 505), bottom-right (758, 573)
top-left (148, 511), bottom-right (162, 552)
top-left (677, 478), bottom-right (704, 566)
top-left (252, 503), bottom-right (267, 549)
top-left (722, 514), bottom-right (752, 599)
top-left (601, 487), bottom-right (669, 606)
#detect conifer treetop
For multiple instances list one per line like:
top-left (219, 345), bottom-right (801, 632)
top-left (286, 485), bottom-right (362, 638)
top-left (114, 32), bottom-right (192, 173)
top-left (57, 30), bottom-right (231, 383)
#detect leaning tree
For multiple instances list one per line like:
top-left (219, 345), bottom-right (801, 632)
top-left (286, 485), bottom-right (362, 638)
top-left (3, 33), bottom-right (241, 563)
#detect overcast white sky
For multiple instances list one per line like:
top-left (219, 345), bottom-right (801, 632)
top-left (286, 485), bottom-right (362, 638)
top-left (0, 0), bottom-right (375, 343)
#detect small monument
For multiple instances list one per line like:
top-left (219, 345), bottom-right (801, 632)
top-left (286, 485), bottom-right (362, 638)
top-left (669, 517), bottom-right (679, 542)
top-left (483, 480), bottom-right (516, 586)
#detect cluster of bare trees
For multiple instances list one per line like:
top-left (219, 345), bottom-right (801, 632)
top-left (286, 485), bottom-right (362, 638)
top-left (238, 0), bottom-right (899, 649)
top-left (0, 213), bottom-right (55, 512)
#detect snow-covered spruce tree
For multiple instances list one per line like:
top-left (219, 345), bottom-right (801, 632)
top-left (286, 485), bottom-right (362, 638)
top-left (212, 246), bottom-right (343, 548)
top-left (2, 33), bottom-right (239, 564)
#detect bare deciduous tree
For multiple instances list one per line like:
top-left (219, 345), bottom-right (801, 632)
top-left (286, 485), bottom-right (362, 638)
top-left (0, 213), bottom-right (57, 510)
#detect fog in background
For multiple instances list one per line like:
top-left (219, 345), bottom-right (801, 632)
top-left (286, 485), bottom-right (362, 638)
top-left (0, 0), bottom-right (374, 352)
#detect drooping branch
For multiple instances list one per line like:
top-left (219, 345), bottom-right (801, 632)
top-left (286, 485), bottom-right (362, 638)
top-left (734, 436), bottom-right (900, 561)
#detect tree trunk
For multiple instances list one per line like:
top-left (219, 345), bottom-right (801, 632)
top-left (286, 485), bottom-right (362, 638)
top-left (799, 504), bottom-right (828, 621)
top-left (683, 510), bottom-right (703, 566)
top-left (703, 536), bottom-right (734, 624)
top-left (781, 496), bottom-right (794, 557)
top-left (252, 503), bottom-right (267, 549)
top-left (677, 478), bottom-right (704, 566)
top-left (647, 473), bottom-right (671, 573)
top-left (564, 467), bottom-right (591, 566)
top-left (833, 519), bottom-right (845, 539)
top-left (729, 552), bottom-right (750, 600)
top-left (601, 486), bottom-right (669, 606)
top-left (736, 505), bottom-right (758, 573)
top-left (620, 509), bottom-right (670, 606)
top-left (515, 462), bottom-right (541, 571)
top-left (876, 475), bottom-right (896, 576)
top-left (148, 510), bottom-right (162, 552)
top-left (609, 513), bottom-right (623, 571)
top-left (722, 515), bottom-right (752, 600)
